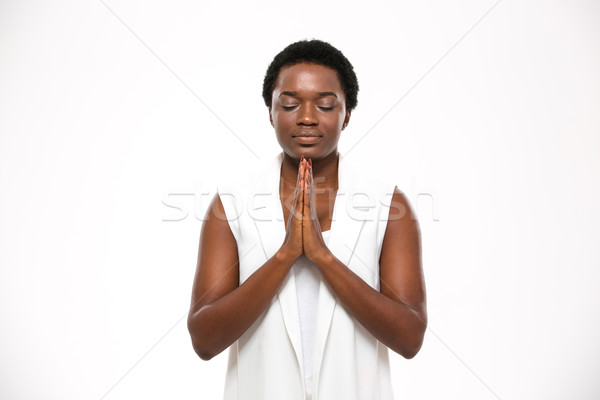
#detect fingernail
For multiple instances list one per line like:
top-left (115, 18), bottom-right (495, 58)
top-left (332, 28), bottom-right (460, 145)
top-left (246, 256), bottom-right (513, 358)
top-left (308, 159), bottom-right (312, 167)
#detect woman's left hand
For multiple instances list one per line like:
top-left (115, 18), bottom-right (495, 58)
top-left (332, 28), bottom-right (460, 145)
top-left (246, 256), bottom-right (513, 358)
top-left (299, 158), bottom-right (427, 359)
top-left (301, 159), bottom-right (332, 263)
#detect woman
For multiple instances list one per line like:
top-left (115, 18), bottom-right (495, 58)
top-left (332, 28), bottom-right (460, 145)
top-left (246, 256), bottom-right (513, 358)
top-left (187, 40), bottom-right (427, 400)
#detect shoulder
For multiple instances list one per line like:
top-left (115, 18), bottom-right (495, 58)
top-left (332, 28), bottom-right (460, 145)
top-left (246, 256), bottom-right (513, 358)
top-left (383, 186), bottom-right (420, 251)
top-left (215, 153), bottom-right (282, 234)
top-left (389, 186), bottom-right (415, 221)
top-left (340, 154), bottom-right (418, 242)
top-left (339, 154), bottom-right (397, 209)
top-left (217, 154), bottom-right (278, 193)
top-left (217, 161), bottom-right (258, 194)
top-left (216, 155), bottom-right (276, 208)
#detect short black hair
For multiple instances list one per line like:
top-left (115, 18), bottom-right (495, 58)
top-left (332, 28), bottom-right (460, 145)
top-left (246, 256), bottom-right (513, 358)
top-left (262, 39), bottom-right (359, 111)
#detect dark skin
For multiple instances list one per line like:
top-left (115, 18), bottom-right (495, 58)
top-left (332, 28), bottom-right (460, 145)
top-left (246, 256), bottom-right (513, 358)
top-left (187, 63), bottom-right (427, 361)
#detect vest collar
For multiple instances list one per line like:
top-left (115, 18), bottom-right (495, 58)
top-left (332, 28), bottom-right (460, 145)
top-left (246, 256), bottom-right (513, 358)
top-left (250, 151), bottom-right (367, 392)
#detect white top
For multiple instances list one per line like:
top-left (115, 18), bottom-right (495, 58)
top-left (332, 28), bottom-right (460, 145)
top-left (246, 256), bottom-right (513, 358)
top-left (219, 152), bottom-right (396, 400)
top-left (292, 229), bottom-right (331, 400)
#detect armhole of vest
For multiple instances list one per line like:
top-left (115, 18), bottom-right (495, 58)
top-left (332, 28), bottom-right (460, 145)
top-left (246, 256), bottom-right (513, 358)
top-left (216, 183), bottom-right (241, 245)
top-left (376, 181), bottom-right (397, 264)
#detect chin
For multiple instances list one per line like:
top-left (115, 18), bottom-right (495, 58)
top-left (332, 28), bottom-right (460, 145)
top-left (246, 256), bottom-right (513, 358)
top-left (280, 142), bottom-right (338, 161)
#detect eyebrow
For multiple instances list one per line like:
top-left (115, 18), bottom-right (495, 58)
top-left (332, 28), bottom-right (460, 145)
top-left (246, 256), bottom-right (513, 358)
top-left (279, 91), bottom-right (338, 99)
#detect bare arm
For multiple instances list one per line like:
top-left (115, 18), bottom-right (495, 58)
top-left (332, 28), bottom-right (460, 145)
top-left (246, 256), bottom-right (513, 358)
top-left (187, 161), bottom-right (307, 360)
top-left (311, 186), bottom-right (427, 359)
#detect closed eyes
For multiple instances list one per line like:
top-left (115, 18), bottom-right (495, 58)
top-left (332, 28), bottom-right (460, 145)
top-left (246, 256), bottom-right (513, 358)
top-left (280, 105), bottom-right (335, 111)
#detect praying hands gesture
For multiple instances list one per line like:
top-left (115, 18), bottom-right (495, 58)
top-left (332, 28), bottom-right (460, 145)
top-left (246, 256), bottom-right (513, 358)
top-left (280, 156), bottom-right (331, 264)
top-left (189, 155), bottom-right (426, 362)
top-left (278, 155), bottom-right (427, 360)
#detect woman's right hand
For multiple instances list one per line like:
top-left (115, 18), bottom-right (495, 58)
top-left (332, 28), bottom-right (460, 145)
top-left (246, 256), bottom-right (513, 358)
top-left (280, 156), bottom-right (307, 261)
top-left (188, 157), bottom-right (310, 360)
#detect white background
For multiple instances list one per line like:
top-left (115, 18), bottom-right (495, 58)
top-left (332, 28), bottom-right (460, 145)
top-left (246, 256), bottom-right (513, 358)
top-left (1, 0), bottom-right (599, 399)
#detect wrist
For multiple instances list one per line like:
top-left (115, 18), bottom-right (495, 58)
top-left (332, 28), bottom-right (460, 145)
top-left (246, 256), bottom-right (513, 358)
top-left (311, 248), bottom-right (335, 267)
top-left (275, 247), bottom-right (300, 265)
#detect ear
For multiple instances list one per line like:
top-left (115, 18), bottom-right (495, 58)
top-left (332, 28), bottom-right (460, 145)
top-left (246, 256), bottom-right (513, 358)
top-left (269, 107), bottom-right (274, 127)
top-left (342, 110), bottom-right (351, 130)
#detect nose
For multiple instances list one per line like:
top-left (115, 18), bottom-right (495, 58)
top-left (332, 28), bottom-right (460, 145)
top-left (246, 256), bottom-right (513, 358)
top-left (297, 103), bottom-right (318, 126)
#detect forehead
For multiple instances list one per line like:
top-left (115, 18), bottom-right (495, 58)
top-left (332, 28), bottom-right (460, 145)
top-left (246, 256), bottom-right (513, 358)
top-left (273, 63), bottom-right (343, 96)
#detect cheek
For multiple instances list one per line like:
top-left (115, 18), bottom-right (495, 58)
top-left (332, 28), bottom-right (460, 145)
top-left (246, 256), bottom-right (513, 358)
top-left (272, 111), bottom-right (291, 127)
top-left (325, 112), bottom-right (346, 129)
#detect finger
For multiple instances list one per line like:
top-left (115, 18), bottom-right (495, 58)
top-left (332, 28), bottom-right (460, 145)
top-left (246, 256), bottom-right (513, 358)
top-left (287, 158), bottom-right (304, 228)
top-left (294, 158), bottom-right (305, 220)
top-left (307, 162), bottom-right (318, 220)
top-left (292, 157), bottom-right (304, 205)
top-left (297, 158), bottom-right (307, 220)
top-left (296, 156), bottom-right (304, 186)
top-left (303, 163), bottom-right (310, 221)
top-left (296, 158), bottom-right (309, 216)
top-left (288, 189), bottom-right (298, 228)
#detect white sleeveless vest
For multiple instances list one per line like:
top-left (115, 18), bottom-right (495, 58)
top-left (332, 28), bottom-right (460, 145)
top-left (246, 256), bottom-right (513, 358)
top-left (217, 152), bottom-right (396, 400)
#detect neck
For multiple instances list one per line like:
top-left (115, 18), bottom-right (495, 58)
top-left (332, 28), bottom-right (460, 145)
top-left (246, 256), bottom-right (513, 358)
top-left (280, 150), bottom-right (339, 191)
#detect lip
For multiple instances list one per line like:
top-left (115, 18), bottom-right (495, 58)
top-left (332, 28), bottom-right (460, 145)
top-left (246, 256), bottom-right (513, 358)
top-left (293, 130), bottom-right (321, 137)
top-left (293, 136), bottom-right (322, 144)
